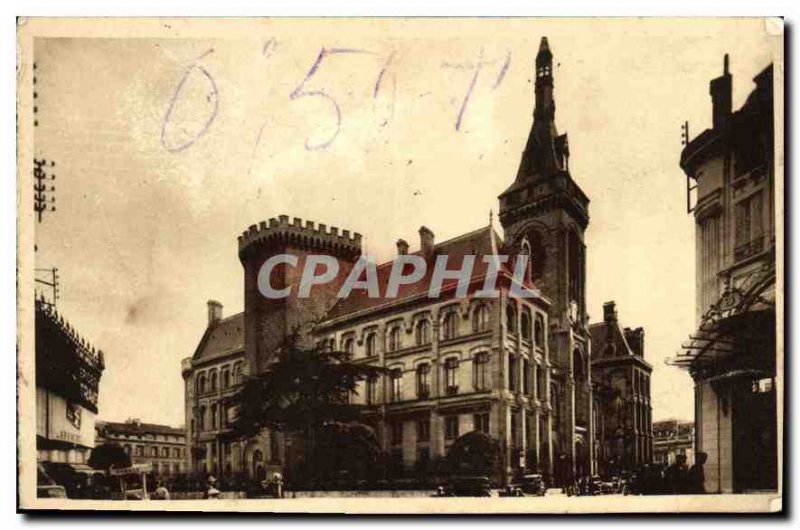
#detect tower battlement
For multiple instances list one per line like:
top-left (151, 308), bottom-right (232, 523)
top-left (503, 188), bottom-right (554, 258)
top-left (238, 214), bottom-right (362, 262)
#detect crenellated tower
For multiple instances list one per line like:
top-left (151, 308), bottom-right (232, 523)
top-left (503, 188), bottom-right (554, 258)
top-left (238, 215), bottom-right (362, 373)
top-left (498, 37), bottom-right (593, 481)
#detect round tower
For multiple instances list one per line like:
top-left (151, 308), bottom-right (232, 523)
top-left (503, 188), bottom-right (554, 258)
top-left (238, 214), bottom-right (362, 373)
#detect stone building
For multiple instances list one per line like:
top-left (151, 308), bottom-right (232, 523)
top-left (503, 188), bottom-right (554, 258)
top-left (36, 297), bottom-right (104, 468)
top-left (184, 37), bottom-right (649, 486)
top-left (95, 419), bottom-right (187, 477)
top-left (670, 56), bottom-right (777, 493)
top-left (589, 301), bottom-right (653, 477)
top-left (182, 302), bottom-right (282, 481)
top-left (652, 419), bottom-right (695, 467)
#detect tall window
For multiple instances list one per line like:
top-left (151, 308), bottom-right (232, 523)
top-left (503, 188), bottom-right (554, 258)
top-left (735, 191), bottom-right (764, 261)
top-left (473, 413), bottom-right (490, 434)
top-left (442, 311), bottom-right (458, 340)
top-left (197, 374), bottom-right (206, 395)
top-left (444, 357), bottom-right (459, 395)
top-left (162, 447), bottom-right (169, 457)
top-left (391, 422), bottom-right (404, 446)
top-left (210, 371), bottom-right (218, 392)
top-left (222, 369), bottom-right (230, 389)
top-left (391, 369), bottom-right (403, 402)
top-left (417, 419), bottom-right (430, 442)
top-left (506, 303), bottom-right (517, 333)
top-left (416, 363), bottom-right (431, 398)
top-left (198, 405), bottom-right (206, 430)
top-left (472, 304), bottom-right (490, 333)
top-left (415, 319), bottom-right (430, 345)
top-left (534, 315), bottom-right (544, 348)
top-left (508, 353), bottom-right (518, 391)
top-left (521, 309), bottom-right (532, 341)
top-left (445, 416), bottom-right (459, 440)
top-left (536, 365), bottom-right (546, 401)
top-left (211, 403), bottom-right (218, 429)
top-left (388, 326), bottom-right (401, 352)
top-left (366, 375), bottom-right (378, 405)
top-left (343, 338), bottom-right (354, 359)
top-left (365, 332), bottom-right (377, 357)
top-left (523, 359), bottom-right (531, 394)
top-left (473, 352), bottom-right (490, 391)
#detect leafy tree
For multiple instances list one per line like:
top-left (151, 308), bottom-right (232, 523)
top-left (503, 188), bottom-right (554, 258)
top-left (229, 334), bottom-right (386, 481)
top-left (446, 430), bottom-right (502, 478)
top-left (88, 443), bottom-right (131, 471)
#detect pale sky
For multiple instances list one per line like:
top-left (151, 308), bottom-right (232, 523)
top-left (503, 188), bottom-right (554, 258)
top-left (31, 18), bottom-right (780, 427)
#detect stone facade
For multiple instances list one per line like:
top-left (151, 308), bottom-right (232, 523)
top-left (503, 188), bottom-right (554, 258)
top-left (589, 301), bottom-right (653, 477)
top-left (672, 56), bottom-right (777, 493)
top-left (95, 419), bottom-right (186, 477)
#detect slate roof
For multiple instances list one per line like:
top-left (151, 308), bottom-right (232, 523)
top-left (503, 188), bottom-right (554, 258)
top-left (191, 312), bottom-right (245, 363)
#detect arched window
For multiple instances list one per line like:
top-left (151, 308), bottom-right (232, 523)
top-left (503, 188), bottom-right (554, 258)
top-left (233, 362), bottom-right (244, 384)
top-left (365, 333), bottom-right (377, 357)
top-left (210, 371), bottom-right (218, 392)
top-left (521, 309), bottom-right (532, 341)
top-left (472, 304), bottom-right (490, 333)
top-left (342, 337), bottom-right (354, 359)
top-left (390, 368), bottom-right (403, 402)
top-left (506, 303), bottom-right (517, 333)
top-left (415, 319), bottom-right (430, 346)
top-left (222, 369), bottom-right (230, 389)
top-left (473, 351), bottom-right (490, 391)
top-left (416, 363), bottom-right (431, 398)
top-left (573, 349), bottom-right (586, 381)
top-left (568, 229), bottom-right (583, 315)
top-left (388, 326), bottom-right (401, 352)
top-left (444, 357), bottom-right (459, 395)
top-left (197, 373), bottom-right (206, 395)
top-left (442, 311), bottom-right (458, 340)
top-left (534, 315), bottom-right (544, 348)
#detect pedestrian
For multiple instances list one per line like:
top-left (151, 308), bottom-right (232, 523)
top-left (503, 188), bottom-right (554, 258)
top-left (272, 472), bottom-right (284, 499)
top-left (664, 454), bottom-right (689, 494)
top-left (152, 480), bottom-right (170, 500)
top-left (687, 452), bottom-right (707, 494)
top-left (203, 475), bottom-right (220, 499)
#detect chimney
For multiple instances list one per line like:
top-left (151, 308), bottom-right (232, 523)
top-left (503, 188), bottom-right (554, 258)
top-left (603, 301), bottom-right (617, 324)
top-left (710, 54), bottom-right (732, 130)
top-left (419, 226), bottom-right (435, 257)
top-left (207, 300), bottom-right (223, 327)
top-left (396, 239), bottom-right (409, 256)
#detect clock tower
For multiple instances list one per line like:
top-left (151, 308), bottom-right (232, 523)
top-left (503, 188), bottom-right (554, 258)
top-left (498, 37), bottom-right (593, 480)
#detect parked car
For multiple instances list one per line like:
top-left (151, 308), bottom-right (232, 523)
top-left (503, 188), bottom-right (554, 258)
top-left (440, 476), bottom-right (492, 497)
top-left (513, 474), bottom-right (547, 496)
top-left (37, 485), bottom-right (68, 499)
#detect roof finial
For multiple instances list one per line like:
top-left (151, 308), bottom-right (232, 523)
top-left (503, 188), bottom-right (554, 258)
top-left (489, 209), bottom-right (494, 227)
top-left (723, 53), bottom-right (729, 75)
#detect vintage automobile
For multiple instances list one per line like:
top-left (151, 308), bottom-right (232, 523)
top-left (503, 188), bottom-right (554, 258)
top-left (37, 485), bottom-right (68, 498)
top-left (515, 474), bottom-right (547, 496)
top-left (435, 476), bottom-right (492, 497)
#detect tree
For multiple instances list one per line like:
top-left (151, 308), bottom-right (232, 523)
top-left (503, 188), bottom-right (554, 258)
top-left (446, 430), bottom-right (502, 478)
top-left (229, 334), bottom-right (386, 482)
top-left (88, 443), bottom-right (131, 471)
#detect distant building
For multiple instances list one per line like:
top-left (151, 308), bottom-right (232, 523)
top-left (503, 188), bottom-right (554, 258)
top-left (36, 298), bottom-right (104, 467)
top-left (95, 419), bottom-right (187, 476)
top-left (671, 56), bottom-right (777, 493)
top-left (590, 301), bottom-right (653, 477)
top-left (652, 419), bottom-right (695, 466)
top-left (181, 303), bottom-right (278, 481)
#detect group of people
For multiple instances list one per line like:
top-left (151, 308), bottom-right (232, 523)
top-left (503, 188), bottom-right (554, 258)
top-left (633, 452), bottom-right (707, 495)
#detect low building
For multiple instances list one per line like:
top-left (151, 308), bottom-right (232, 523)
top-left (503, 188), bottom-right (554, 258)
top-left (95, 419), bottom-right (187, 477)
top-left (36, 297), bottom-right (104, 468)
top-left (590, 301), bottom-right (653, 477)
top-left (652, 419), bottom-right (695, 466)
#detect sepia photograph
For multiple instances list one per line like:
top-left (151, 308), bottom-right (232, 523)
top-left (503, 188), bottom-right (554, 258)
top-left (15, 16), bottom-right (783, 513)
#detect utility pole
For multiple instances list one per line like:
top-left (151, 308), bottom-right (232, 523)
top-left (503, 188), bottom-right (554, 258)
top-left (35, 267), bottom-right (60, 308)
top-left (34, 158), bottom-right (56, 223)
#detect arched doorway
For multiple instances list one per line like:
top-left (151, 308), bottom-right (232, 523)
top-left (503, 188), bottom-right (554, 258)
top-left (252, 449), bottom-right (265, 481)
